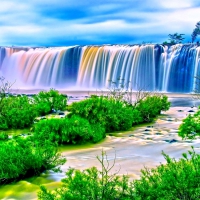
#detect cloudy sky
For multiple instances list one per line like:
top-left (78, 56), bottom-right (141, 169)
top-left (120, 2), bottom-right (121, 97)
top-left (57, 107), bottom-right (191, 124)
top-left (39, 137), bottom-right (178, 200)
top-left (0, 0), bottom-right (200, 46)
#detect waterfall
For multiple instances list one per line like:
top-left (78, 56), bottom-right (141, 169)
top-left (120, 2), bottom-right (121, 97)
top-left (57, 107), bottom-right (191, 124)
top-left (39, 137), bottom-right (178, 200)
top-left (0, 44), bottom-right (199, 93)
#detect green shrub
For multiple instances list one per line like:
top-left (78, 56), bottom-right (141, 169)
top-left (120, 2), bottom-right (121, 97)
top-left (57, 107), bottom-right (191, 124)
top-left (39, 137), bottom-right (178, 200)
top-left (38, 148), bottom-right (200, 200)
top-left (0, 116), bottom-right (8, 130)
top-left (136, 95), bottom-right (170, 122)
top-left (0, 137), bottom-right (66, 184)
top-left (178, 108), bottom-right (200, 139)
top-left (132, 108), bottom-right (143, 125)
top-left (0, 132), bottom-right (8, 141)
top-left (0, 95), bottom-right (37, 129)
top-left (38, 151), bottom-right (133, 200)
top-left (68, 95), bottom-right (134, 132)
top-left (33, 89), bottom-right (67, 116)
top-left (133, 147), bottom-right (200, 200)
top-left (33, 116), bottom-right (106, 144)
top-left (90, 123), bottom-right (106, 143)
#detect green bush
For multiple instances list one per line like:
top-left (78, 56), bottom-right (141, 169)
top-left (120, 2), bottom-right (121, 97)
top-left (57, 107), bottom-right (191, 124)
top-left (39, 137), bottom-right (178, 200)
top-left (178, 108), bottom-right (200, 139)
top-left (0, 132), bottom-right (8, 141)
top-left (133, 147), bottom-right (200, 200)
top-left (90, 123), bottom-right (106, 143)
top-left (0, 95), bottom-right (37, 129)
top-left (33, 89), bottom-right (67, 116)
top-left (38, 148), bottom-right (200, 200)
top-left (0, 137), bottom-right (66, 184)
top-left (38, 151), bottom-right (133, 200)
top-left (136, 95), bottom-right (170, 122)
top-left (33, 115), bottom-right (106, 144)
top-left (0, 116), bottom-right (8, 130)
top-left (132, 108), bottom-right (143, 125)
top-left (68, 95), bottom-right (134, 132)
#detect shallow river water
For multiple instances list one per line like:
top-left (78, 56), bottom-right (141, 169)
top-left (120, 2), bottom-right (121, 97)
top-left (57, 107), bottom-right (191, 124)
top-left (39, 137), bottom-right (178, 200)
top-left (0, 96), bottom-right (200, 200)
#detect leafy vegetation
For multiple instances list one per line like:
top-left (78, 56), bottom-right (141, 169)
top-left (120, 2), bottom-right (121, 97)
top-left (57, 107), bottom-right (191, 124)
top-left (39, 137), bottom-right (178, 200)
top-left (135, 94), bottom-right (170, 123)
top-left (0, 77), bottom-right (171, 187)
top-left (33, 93), bottom-right (170, 145)
top-left (191, 21), bottom-right (200, 43)
top-left (0, 88), bottom-right (68, 130)
top-left (0, 137), bottom-right (66, 185)
top-left (0, 95), bottom-right (37, 129)
top-left (68, 95), bottom-right (134, 133)
top-left (32, 115), bottom-right (106, 144)
top-left (0, 132), bottom-right (8, 141)
top-left (33, 89), bottom-right (67, 116)
top-left (134, 147), bottom-right (200, 200)
top-left (38, 151), bottom-right (133, 200)
top-left (178, 107), bottom-right (200, 139)
top-left (68, 93), bottom-right (170, 130)
top-left (38, 148), bottom-right (200, 200)
top-left (163, 33), bottom-right (185, 45)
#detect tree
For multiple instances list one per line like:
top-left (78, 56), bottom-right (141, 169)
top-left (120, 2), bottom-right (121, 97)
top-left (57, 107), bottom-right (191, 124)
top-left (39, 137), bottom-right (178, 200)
top-left (168, 33), bottom-right (185, 44)
top-left (0, 77), bottom-right (14, 115)
top-left (191, 21), bottom-right (200, 43)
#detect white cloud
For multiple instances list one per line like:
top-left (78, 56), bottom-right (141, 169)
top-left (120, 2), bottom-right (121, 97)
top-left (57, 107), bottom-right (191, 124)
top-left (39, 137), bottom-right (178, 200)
top-left (160, 0), bottom-right (193, 9)
top-left (0, 0), bottom-right (199, 46)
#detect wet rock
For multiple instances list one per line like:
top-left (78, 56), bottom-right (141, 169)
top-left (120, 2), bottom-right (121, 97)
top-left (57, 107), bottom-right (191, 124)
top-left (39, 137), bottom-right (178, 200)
top-left (147, 125), bottom-right (153, 128)
top-left (169, 139), bottom-right (178, 143)
top-left (58, 112), bottom-right (65, 115)
top-left (129, 134), bottom-right (134, 137)
top-left (164, 139), bottom-right (178, 143)
top-left (144, 129), bottom-right (150, 131)
top-left (143, 132), bottom-right (151, 135)
top-left (177, 110), bottom-right (183, 112)
top-left (51, 109), bottom-right (57, 114)
top-left (188, 110), bottom-right (195, 113)
top-left (166, 118), bottom-right (174, 121)
top-left (163, 139), bottom-right (169, 143)
top-left (155, 132), bottom-right (162, 135)
top-left (184, 140), bottom-right (193, 143)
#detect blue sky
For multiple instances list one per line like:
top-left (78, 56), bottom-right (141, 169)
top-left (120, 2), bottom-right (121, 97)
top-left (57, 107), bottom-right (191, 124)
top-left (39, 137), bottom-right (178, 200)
top-left (0, 0), bottom-right (200, 46)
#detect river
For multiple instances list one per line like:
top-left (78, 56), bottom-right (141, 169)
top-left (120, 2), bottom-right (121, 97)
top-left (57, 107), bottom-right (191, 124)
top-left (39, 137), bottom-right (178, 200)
top-left (0, 95), bottom-right (200, 200)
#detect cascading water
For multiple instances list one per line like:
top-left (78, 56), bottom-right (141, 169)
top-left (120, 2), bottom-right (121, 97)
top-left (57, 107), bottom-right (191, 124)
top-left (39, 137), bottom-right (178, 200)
top-left (0, 44), bottom-right (199, 93)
